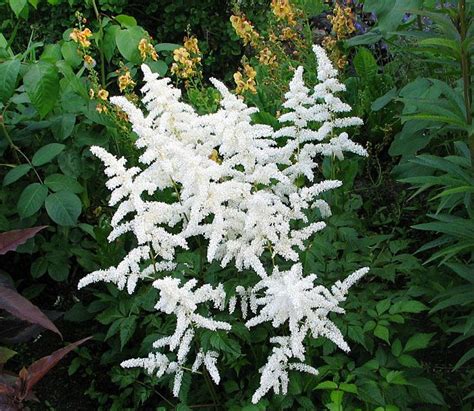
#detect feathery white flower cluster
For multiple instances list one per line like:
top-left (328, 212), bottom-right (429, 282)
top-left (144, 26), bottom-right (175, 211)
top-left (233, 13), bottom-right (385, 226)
top-left (79, 45), bottom-right (369, 402)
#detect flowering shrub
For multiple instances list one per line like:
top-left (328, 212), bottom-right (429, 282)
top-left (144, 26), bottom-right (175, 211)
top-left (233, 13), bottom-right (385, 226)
top-left (78, 45), bottom-right (368, 403)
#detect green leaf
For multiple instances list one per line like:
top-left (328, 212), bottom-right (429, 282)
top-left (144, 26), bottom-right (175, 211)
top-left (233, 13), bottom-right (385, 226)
top-left (45, 191), bottom-right (82, 226)
top-left (51, 114), bottom-right (76, 140)
top-left (391, 339), bottom-right (403, 357)
top-left (32, 143), bottom-right (65, 166)
top-left (155, 43), bottom-right (181, 52)
top-left (385, 370), bottom-right (408, 385)
top-left (17, 183), bottom-right (48, 218)
top-left (339, 383), bottom-right (358, 394)
top-left (398, 354), bottom-right (421, 368)
top-left (103, 25), bottom-right (119, 62)
top-left (404, 333), bottom-right (434, 352)
top-left (44, 174), bottom-right (83, 193)
top-left (373, 324), bottom-right (390, 343)
top-left (353, 47), bottom-right (378, 83)
top-left (40, 44), bottom-right (62, 63)
top-left (376, 299), bottom-right (391, 315)
top-left (453, 347), bottom-right (474, 370)
top-left (115, 26), bottom-right (147, 64)
top-left (389, 300), bottom-right (427, 314)
top-left (48, 261), bottom-right (69, 281)
top-left (23, 61), bottom-right (60, 118)
top-left (409, 377), bottom-right (445, 405)
top-left (3, 164), bottom-right (31, 186)
top-left (147, 60), bottom-right (168, 76)
top-left (0, 59), bottom-right (20, 103)
top-left (115, 14), bottom-right (137, 27)
top-left (0, 347), bottom-right (17, 364)
top-left (315, 381), bottom-right (338, 390)
top-left (61, 41), bottom-right (82, 68)
top-left (9, 0), bottom-right (27, 17)
top-left (120, 316), bottom-right (137, 349)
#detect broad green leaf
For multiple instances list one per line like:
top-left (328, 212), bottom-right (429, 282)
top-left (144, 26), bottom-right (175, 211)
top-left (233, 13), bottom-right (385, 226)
top-left (103, 25), bottom-right (119, 62)
top-left (32, 143), bottom-right (65, 166)
top-left (17, 183), bottom-right (48, 218)
top-left (373, 324), bottom-right (390, 343)
top-left (40, 44), bottom-right (62, 63)
top-left (45, 191), bottom-right (82, 226)
top-left (0, 59), bottom-right (20, 103)
top-left (397, 354), bottom-right (421, 368)
top-left (339, 383), bottom-right (358, 394)
top-left (61, 41), bottom-right (82, 68)
top-left (48, 261), bottom-right (69, 281)
top-left (115, 14), bottom-right (137, 27)
top-left (155, 43), bottom-right (181, 52)
top-left (23, 61), bottom-right (60, 118)
top-left (44, 174), bottom-right (83, 193)
top-left (148, 60), bottom-right (168, 76)
top-left (404, 333), bottom-right (435, 352)
top-left (9, 0), bottom-right (27, 17)
top-left (115, 26), bottom-right (146, 64)
top-left (51, 114), bottom-right (76, 140)
top-left (3, 164), bottom-right (31, 186)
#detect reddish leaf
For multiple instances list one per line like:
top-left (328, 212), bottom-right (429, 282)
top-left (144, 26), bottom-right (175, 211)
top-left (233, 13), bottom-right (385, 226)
top-left (0, 226), bottom-right (47, 255)
top-left (0, 382), bottom-right (14, 395)
top-left (24, 337), bottom-right (91, 394)
top-left (0, 286), bottom-right (61, 338)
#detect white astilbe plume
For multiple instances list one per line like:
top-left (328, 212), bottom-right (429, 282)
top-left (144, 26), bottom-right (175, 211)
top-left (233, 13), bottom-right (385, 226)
top-left (246, 264), bottom-right (369, 359)
top-left (79, 45), bottom-right (369, 403)
top-left (252, 337), bottom-right (319, 404)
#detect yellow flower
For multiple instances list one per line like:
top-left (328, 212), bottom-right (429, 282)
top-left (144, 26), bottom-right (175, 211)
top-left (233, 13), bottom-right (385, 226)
top-left (98, 89), bottom-right (109, 101)
top-left (183, 36), bottom-right (200, 54)
top-left (327, 4), bottom-right (355, 40)
top-left (118, 71), bottom-right (136, 92)
top-left (280, 27), bottom-right (297, 41)
top-left (138, 38), bottom-right (158, 61)
top-left (83, 54), bottom-right (96, 69)
top-left (89, 88), bottom-right (95, 99)
top-left (230, 15), bottom-right (260, 46)
top-left (96, 103), bottom-right (107, 113)
top-left (271, 0), bottom-right (296, 25)
top-left (173, 47), bottom-right (190, 63)
top-left (234, 64), bottom-right (257, 94)
top-left (209, 149), bottom-right (221, 164)
top-left (70, 28), bottom-right (93, 48)
top-left (258, 48), bottom-right (277, 66)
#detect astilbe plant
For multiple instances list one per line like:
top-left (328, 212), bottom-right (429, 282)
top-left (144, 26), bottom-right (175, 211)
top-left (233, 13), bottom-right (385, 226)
top-left (78, 45), bottom-right (369, 403)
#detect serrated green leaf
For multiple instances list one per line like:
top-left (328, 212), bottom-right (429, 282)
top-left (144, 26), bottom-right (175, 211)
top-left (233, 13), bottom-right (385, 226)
top-left (45, 191), bottom-right (82, 226)
top-left (0, 59), bottom-right (20, 103)
top-left (373, 324), bottom-right (390, 343)
top-left (17, 183), bottom-right (48, 218)
top-left (404, 333), bottom-right (434, 352)
top-left (23, 61), bottom-right (59, 118)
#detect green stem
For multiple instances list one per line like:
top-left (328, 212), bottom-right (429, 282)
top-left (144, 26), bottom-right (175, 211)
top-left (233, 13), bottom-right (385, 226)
top-left (0, 113), bottom-right (43, 184)
top-left (91, 0), bottom-right (106, 87)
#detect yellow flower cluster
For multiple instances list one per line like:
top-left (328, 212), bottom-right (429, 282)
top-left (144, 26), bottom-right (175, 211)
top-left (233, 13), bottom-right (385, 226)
top-left (230, 15), bottom-right (260, 46)
top-left (118, 70), bottom-right (136, 92)
top-left (83, 54), bottom-right (96, 69)
top-left (170, 36), bottom-right (202, 80)
top-left (271, 0), bottom-right (296, 26)
top-left (234, 64), bottom-right (257, 94)
top-left (70, 28), bottom-right (93, 48)
top-left (258, 47), bottom-right (277, 66)
top-left (138, 38), bottom-right (158, 62)
top-left (327, 3), bottom-right (355, 40)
